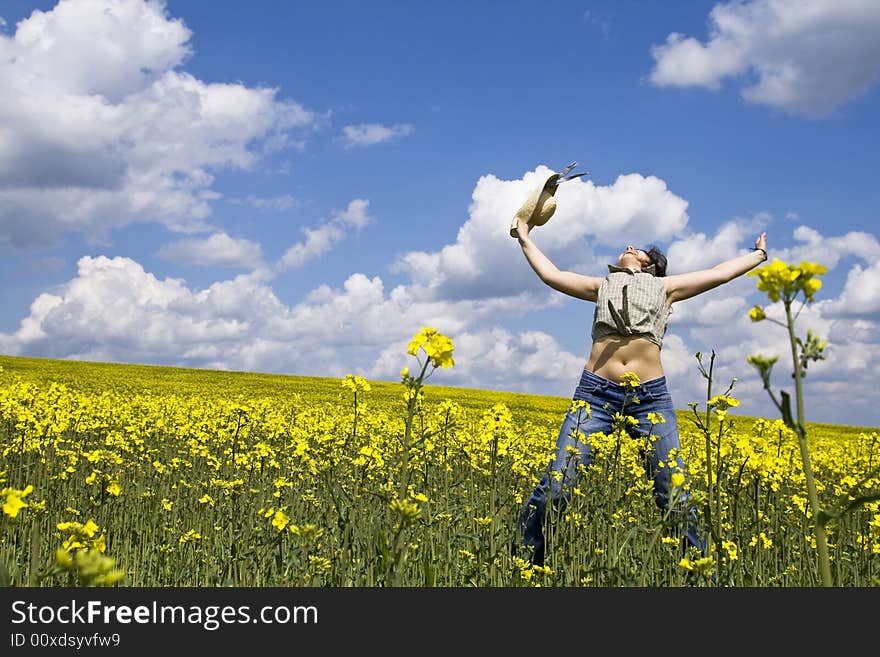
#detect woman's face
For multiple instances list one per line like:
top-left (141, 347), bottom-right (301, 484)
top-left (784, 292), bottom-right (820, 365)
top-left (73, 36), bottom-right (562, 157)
top-left (617, 245), bottom-right (652, 269)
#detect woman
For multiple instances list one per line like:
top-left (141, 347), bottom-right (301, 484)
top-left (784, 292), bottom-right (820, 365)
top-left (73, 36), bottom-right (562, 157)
top-left (512, 213), bottom-right (768, 566)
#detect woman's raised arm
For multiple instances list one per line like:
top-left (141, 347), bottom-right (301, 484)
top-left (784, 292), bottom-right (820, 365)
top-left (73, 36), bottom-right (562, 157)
top-left (665, 232), bottom-right (768, 304)
top-left (515, 217), bottom-right (603, 302)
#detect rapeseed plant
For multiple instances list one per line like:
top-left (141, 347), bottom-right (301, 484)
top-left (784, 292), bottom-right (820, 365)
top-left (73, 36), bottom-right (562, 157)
top-left (0, 340), bottom-right (876, 586)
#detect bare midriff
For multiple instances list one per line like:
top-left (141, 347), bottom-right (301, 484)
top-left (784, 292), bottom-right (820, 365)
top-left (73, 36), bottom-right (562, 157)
top-left (584, 334), bottom-right (664, 383)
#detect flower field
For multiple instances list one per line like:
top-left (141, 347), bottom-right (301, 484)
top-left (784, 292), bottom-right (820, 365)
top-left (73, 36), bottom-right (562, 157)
top-left (1, 337), bottom-right (878, 587)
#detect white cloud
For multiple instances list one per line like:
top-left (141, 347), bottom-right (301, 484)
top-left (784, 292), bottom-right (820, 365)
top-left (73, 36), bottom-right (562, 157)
top-left (339, 123), bottom-right (414, 148)
top-left (0, 0), bottom-right (325, 248)
top-left (665, 215), bottom-right (766, 274)
top-left (822, 260), bottom-right (880, 316)
top-left (719, 220), bottom-right (874, 273)
top-left (277, 224), bottom-right (347, 271)
top-left (228, 194), bottom-right (299, 211)
top-left (276, 199), bottom-right (373, 271)
top-left (649, 0), bottom-right (880, 117)
top-left (156, 232), bottom-right (264, 268)
top-left (364, 327), bottom-right (584, 396)
top-left (790, 225), bottom-right (880, 267)
top-left (0, 255), bottom-right (537, 383)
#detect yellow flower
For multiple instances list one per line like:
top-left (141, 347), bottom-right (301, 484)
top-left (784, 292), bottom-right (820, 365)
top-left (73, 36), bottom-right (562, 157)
top-left (620, 371), bottom-right (641, 390)
top-left (647, 412), bottom-right (665, 425)
top-left (722, 540), bottom-right (739, 561)
top-left (671, 473), bottom-right (685, 488)
top-left (58, 548), bottom-right (125, 586)
top-left (57, 519), bottom-right (103, 552)
top-left (748, 305), bottom-right (766, 322)
top-left (161, 498), bottom-right (173, 511)
top-left (179, 529), bottom-right (201, 544)
top-left (612, 412), bottom-right (639, 427)
top-left (749, 532), bottom-right (773, 549)
top-left (2, 484), bottom-right (33, 519)
top-left (693, 557), bottom-right (715, 577)
top-left (308, 555), bottom-right (332, 574)
top-left (271, 509), bottom-right (290, 531)
top-left (748, 258), bottom-right (828, 304)
top-left (105, 481), bottom-right (122, 497)
top-left (289, 523), bottom-right (323, 541)
top-left (708, 394), bottom-right (740, 410)
top-left (92, 533), bottom-right (107, 553)
top-left (341, 374), bottom-right (371, 393)
top-left (55, 547), bottom-right (73, 569)
top-left (82, 519), bottom-right (99, 538)
top-left (407, 327), bottom-right (455, 369)
top-left (390, 498), bottom-right (421, 526)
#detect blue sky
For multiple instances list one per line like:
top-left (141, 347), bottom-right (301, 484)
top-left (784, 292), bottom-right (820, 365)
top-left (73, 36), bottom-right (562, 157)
top-left (1, 0), bottom-right (879, 427)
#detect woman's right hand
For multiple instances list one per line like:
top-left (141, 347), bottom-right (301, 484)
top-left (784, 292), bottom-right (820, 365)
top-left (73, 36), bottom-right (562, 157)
top-left (515, 217), bottom-right (531, 241)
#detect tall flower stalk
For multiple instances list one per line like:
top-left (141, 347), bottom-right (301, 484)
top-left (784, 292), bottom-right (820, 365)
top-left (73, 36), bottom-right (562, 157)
top-left (688, 350), bottom-right (737, 569)
top-left (386, 327), bottom-right (455, 584)
top-left (398, 327), bottom-right (455, 500)
top-left (747, 258), bottom-right (832, 586)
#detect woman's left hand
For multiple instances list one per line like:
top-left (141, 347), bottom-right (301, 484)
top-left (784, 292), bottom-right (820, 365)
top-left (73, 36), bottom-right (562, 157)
top-left (755, 231), bottom-right (767, 251)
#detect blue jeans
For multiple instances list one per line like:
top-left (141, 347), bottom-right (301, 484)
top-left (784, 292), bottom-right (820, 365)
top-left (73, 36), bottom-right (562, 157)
top-left (516, 369), bottom-right (704, 565)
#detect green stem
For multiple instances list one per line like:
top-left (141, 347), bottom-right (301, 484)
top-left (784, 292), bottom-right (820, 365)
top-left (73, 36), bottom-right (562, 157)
top-left (785, 300), bottom-right (833, 587)
top-left (399, 359), bottom-right (430, 500)
top-left (352, 391), bottom-right (358, 442)
top-left (714, 419), bottom-right (724, 567)
top-left (388, 359), bottom-right (431, 585)
top-left (703, 353), bottom-right (715, 559)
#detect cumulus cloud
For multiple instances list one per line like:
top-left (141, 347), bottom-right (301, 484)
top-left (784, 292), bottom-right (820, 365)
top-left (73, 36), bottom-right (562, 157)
top-left (665, 214), bottom-right (767, 274)
top-left (822, 260), bottom-right (880, 316)
top-left (339, 123), bottom-right (414, 148)
top-left (364, 327), bottom-right (586, 396)
top-left (276, 199), bottom-right (373, 271)
top-left (0, 0), bottom-right (324, 248)
top-left (0, 255), bottom-right (579, 394)
top-left (649, 0), bottom-right (880, 117)
top-left (788, 225), bottom-right (880, 268)
top-left (157, 232), bottom-right (264, 268)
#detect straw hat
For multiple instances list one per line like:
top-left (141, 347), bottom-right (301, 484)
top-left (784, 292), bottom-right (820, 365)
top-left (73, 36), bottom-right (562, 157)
top-left (509, 173), bottom-right (561, 238)
top-left (509, 163), bottom-right (585, 238)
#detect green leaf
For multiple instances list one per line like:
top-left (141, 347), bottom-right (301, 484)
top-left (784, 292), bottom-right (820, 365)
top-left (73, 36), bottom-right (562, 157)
top-left (780, 391), bottom-right (796, 431)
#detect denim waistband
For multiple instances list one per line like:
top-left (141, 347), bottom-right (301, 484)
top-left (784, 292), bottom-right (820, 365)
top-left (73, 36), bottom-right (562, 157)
top-left (576, 368), bottom-right (668, 396)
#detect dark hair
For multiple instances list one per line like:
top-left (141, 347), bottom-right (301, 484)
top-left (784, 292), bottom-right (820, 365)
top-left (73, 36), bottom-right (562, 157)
top-left (643, 245), bottom-right (667, 277)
